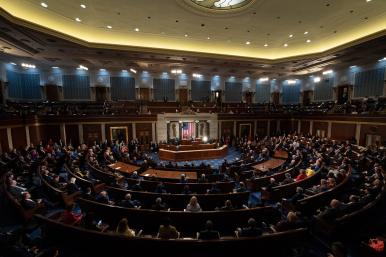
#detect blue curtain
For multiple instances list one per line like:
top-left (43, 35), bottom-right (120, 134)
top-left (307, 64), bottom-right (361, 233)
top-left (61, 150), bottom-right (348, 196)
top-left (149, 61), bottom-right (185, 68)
top-left (6, 70), bottom-right (41, 99)
top-left (191, 80), bottom-right (211, 101)
top-left (255, 83), bottom-right (270, 103)
top-left (282, 84), bottom-right (300, 104)
top-left (314, 77), bottom-right (334, 101)
top-left (153, 78), bottom-right (175, 101)
top-left (354, 68), bottom-right (385, 97)
top-left (63, 75), bottom-right (90, 100)
top-left (225, 82), bottom-right (242, 102)
top-left (111, 77), bottom-right (136, 100)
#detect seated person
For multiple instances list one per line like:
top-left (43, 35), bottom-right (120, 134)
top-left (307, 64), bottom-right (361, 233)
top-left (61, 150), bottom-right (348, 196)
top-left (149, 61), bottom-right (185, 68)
top-left (207, 183), bottom-right (221, 194)
top-left (152, 197), bottom-right (168, 211)
top-left (264, 178), bottom-right (279, 192)
top-left (317, 199), bottom-right (344, 222)
top-left (295, 169), bottom-right (307, 181)
top-left (81, 212), bottom-right (108, 232)
top-left (180, 174), bottom-right (188, 184)
top-left (157, 217), bottom-right (179, 239)
top-left (198, 220), bottom-right (220, 240)
top-left (118, 193), bottom-right (140, 208)
top-left (234, 182), bottom-right (247, 193)
top-left (81, 187), bottom-right (94, 201)
top-left (342, 195), bottom-right (361, 213)
top-left (65, 177), bottom-right (80, 194)
top-left (198, 174), bottom-right (208, 183)
top-left (285, 187), bottom-right (304, 204)
top-left (116, 218), bottom-right (135, 237)
top-left (181, 185), bottom-right (192, 195)
top-left (20, 191), bottom-right (39, 210)
top-left (185, 196), bottom-right (202, 212)
top-left (59, 203), bottom-right (82, 224)
top-left (130, 171), bottom-right (140, 180)
top-left (154, 182), bottom-right (167, 194)
top-left (237, 218), bottom-right (263, 237)
top-left (281, 173), bottom-right (294, 185)
top-left (218, 200), bottom-right (234, 211)
top-left (274, 211), bottom-right (302, 232)
top-left (95, 191), bottom-right (112, 205)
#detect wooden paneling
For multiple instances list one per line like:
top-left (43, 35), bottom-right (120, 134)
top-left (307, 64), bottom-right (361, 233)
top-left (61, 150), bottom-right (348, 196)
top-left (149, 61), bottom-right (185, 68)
top-left (178, 88), bottom-right (188, 104)
top-left (270, 120), bottom-right (277, 136)
top-left (221, 121), bottom-right (234, 137)
top-left (136, 123), bottom-right (152, 144)
top-left (11, 127), bottom-right (26, 149)
top-left (256, 120), bottom-right (267, 137)
top-left (0, 128), bottom-right (8, 153)
top-left (83, 125), bottom-right (102, 145)
top-left (360, 124), bottom-right (386, 146)
top-left (300, 121), bottom-right (310, 135)
top-left (106, 123), bottom-right (133, 143)
top-left (45, 84), bottom-right (60, 101)
top-left (139, 88), bottom-right (150, 101)
top-left (65, 125), bottom-right (79, 146)
top-left (331, 123), bottom-right (356, 141)
top-left (312, 121), bottom-right (328, 136)
top-left (236, 121), bottom-right (253, 139)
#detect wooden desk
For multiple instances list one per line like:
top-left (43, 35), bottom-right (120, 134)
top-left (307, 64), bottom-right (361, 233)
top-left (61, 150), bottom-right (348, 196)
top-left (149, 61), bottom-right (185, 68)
top-left (159, 143), bottom-right (216, 151)
top-left (159, 145), bottom-right (228, 162)
top-left (274, 150), bottom-right (289, 160)
top-left (109, 162), bottom-right (139, 175)
top-left (141, 169), bottom-right (197, 180)
top-left (252, 158), bottom-right (286, 173)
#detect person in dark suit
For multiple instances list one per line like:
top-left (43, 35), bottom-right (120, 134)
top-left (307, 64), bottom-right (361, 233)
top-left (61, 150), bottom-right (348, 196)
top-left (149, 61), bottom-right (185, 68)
top-left (152, 197), bottom-right (168, 211)
top-left (95, 191), bottom-right (111, 204)
top-left (65, 177), bottom-right (80, 194)
top-left (81, 187), bottom-right (94, 201)
top-left (317, 199), bottom-right (344, 222)
top-left (20, 192), bottom-right (37, 210)
top-left (198, 220), bottom-right (220, 240)
top-left (118, 193), bottom-right (140, 208)
top-left (237, 218), bottom-right (263, 237)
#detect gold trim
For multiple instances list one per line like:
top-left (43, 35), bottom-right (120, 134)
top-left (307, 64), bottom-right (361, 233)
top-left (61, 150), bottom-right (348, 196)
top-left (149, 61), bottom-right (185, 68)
top-left (109, 126), bottom-right (128, 143)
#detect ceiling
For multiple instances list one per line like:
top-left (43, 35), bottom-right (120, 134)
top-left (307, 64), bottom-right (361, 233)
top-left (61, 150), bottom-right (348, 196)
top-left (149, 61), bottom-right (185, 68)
top-left (0, 0), bottom-right (386, 60)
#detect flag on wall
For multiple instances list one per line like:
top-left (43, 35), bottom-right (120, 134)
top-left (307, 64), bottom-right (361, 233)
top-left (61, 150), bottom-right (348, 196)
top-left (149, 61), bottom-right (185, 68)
top-left (182, 122), bottom-right (195, 139)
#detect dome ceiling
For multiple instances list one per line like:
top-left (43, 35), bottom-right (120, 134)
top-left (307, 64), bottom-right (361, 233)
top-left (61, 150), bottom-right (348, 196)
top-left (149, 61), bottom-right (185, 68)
top-left (0, 0), bottom-right (385, 60)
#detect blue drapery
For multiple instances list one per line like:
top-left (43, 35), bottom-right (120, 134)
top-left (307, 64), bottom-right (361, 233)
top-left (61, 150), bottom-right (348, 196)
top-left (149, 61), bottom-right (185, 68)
top-left (62, 75), bottom-right (90, 100)
top-left (282, 84), bottom-right (300, 104)
top-left (225, 82), bottom-right (242, 102)
top-left (255, 83), bottom-right (270, 103)
top-left (111, 76), bottom-right (136, 100)
top-left (314, 77), bottom-right (334, 101)
top-left (191, 80), bottom-right (211, 101)
top-left (354, 68), bottom-right (385, 97)
top-left (153, 78), bottom-right (175, 101)
top-left (6, 70), bottom-right (41, 99)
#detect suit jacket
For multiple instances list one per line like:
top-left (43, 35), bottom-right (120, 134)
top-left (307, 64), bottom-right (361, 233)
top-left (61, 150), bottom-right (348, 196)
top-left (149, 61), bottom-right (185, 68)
top-left (198, 229), bottom-right (220, 240)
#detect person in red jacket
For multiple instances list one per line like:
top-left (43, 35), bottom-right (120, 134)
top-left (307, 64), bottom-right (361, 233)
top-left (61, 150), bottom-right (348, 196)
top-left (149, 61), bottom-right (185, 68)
top-left (295, 169), bottom-right (307, 181)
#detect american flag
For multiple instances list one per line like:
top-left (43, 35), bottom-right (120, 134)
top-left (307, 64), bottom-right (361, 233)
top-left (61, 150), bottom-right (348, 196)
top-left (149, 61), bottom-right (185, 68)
top-left (182, 122), bottom-right (194, 139)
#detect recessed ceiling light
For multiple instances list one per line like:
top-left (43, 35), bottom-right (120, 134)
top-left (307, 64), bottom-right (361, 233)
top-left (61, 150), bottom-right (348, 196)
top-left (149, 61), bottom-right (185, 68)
top-left (40, 2), bottom-right (48, 8)
top-left (284, 43), bottom-right (288, 47)
top-left (80, 4), bottom-right (86, 8)
top-left (107, 25), bottom-right (112, 29)
top-left (184, 34), bottom-right (188, 37)
top-left (52, 66), bottom-right (59, 69)
top-left (207, 37), bottom-right (210, 40)
top-left (245, 41), bottom-right (251, 45)
top-left (10, 62), bottom-right (17, 66)
top-left (306, 39), bottom-right (311, 43)
top-left (75, 17), bottom-right (82, 22)
top-left (378, 57), bottom-right (386, 62)
top-left (289, 34), bottom-right (293, 38)
top-left (134, 28), bottom-right (140, 32)
top-left (122, 70), bottom-right (128, 72)
top-left (366, 0), bottom-right (372, 2)
top-left (130, 68), bottom-right (137, 73)
top-left (264, 43), bottom-right (268, 47)
top-left (322, 69), bottom-right (333, 75)
top-left (350, 65), bottom-right (357, 68)
top-left (304, 31), bottom-right (309, 35)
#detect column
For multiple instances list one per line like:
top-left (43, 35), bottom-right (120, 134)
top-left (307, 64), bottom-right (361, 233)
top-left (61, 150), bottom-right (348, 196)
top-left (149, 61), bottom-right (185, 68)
top-left (101, 123), bottom-right (106, 142)
top-left (78, 124), bottom-right (84, 144)
top-left (132, 123), bottom-right (136, 139)
top-left (276, 120), bottom-right (280, 134)
top-left (297, 120), bottom-right (301, 134)
top-left (25, 126), bottom-right (30, 146)
top-left (218, 121), bottom-right (222, 139)
top-left (267, 120), bottom-right (270, 137)
top-left (309, 121), bottom-right (313, 135)
top-left (355, 124), bottom-right (361, 145)
top-left (151, 122), bottom-right (156, 142)
top-left (7, 128), bottom-right (13, 150)
top-left (233, 121), bottom-right (237, 137)
top-left (327, 121), bottom-right (332, 138)
top-left (254, 120), bottom-right (257, 137)
top-left (60, 123), bottom-right (66, 145)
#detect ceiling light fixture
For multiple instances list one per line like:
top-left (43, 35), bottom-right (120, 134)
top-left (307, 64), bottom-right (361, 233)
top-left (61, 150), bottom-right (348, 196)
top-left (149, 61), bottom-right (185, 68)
top-left (350, 65), bottom-right (357, 68)
top-left (264, 43), bottom-right (268, 47)
top-left (304, 31), bottom-right (309, 35)
top-left (246, 41), bottom-right (251, 45)
top-left (306, 39), bottom-right (311, 43)
top-left (171, 69), bottom-right (182, 74)
top-left (366, 0), bottom-right (372, 2)
top-left (284, 43), bottom-right (288, 47)
top-left (10, 62), bottom-right (17, 66)
top-left (378, 57), bottom-right (386, 62)
top-left (130, 68), bottom-right (137, 73)
top-left (289, 34), bottom-right (293, 38)
top-left (75, 17), bottom-right (82, 22)
top-left (40, 2), bottom-right (48, 8)
top-left (207, 37), bottom-right (210, 40)
top-left (259, 77), bottom-right (269, 82)
top-left (51, 66), bottom-right (59, 69)
top-left (322, 69), bottom-right (333, 75)
top-left (80, 4), bottom-right (86, 8)
top-left (287, 79), bottom-right (297, 85)
top-left (106, 25), bottom-right (112, 29)
top-left (122, 70), bottom-right (128, 72)
top-left (193, 73), bottom-right (202, 78)
top-left (77, 65), bottom-right (88, 70)
top-left (21, 63), bottom-right (36, 69)
top-left (184, 34), bottom-right (188, 37)
top-left (313, 77), bottom-right (321, 83)
top-left (134, 28), bottom-right (140, 32)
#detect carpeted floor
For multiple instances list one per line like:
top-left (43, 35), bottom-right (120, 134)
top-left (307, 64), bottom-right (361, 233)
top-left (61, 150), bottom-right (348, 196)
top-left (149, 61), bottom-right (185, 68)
top-left (147, 147), bottom-right (242, 169)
